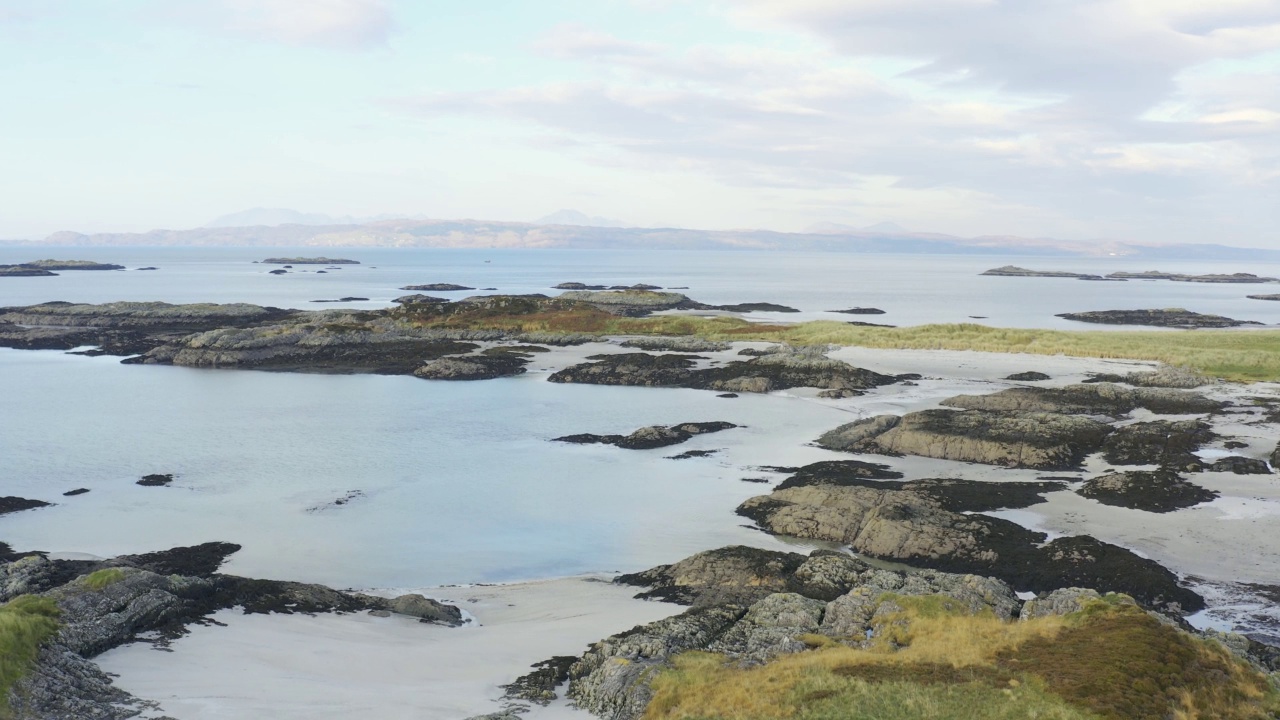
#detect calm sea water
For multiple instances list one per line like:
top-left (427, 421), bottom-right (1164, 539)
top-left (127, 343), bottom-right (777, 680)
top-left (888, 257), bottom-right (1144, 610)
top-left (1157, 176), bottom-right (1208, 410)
top-left (1, 247), bottom-right (1277, 589)
top-left (1, 246), bottom-right (1277, 329)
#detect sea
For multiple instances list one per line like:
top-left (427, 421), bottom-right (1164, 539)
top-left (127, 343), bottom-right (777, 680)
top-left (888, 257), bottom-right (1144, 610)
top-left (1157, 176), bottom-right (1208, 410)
top-left (1, 246), bottom-right (1278, 591)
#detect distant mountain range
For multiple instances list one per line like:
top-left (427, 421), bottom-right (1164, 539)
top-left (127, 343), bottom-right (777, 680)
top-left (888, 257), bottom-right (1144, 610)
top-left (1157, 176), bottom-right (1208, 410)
top-left (22, 210), bottom-right (1280, 260)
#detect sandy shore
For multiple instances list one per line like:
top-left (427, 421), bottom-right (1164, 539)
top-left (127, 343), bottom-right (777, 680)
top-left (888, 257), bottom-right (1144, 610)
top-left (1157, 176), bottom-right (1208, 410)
top-left (98, 576), bottom-right (681, 720)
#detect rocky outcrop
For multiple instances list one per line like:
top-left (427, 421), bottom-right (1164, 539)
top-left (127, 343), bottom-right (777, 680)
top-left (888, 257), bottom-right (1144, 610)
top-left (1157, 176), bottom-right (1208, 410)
top-left (0, 266), bottom-right (57, 277)
top-left (1018, 587), bottom-right (1106, 620)
top-left (1083, 366), bottom-right (1211, 388)
top-left (1005, 371), bottom-right (1051, 381)
top-left (413, 355), bottom-right (529, 380)
top-left (0, 497), bottom-right (52, 515)
top-left (311, 297), bottom-right (370, 303)
top-left (557, 290), bottom-right (698, 316)
top-left (0, 301), bottom-right (295, 332)
top-left (261, 257), bottom-right (359, 264)
top-left (549, 351), bottom-right (905, 394)
top-left (392, 294), bottom-right (450, 305)
top-left (709, 302), bottom-right (800, 313)
top-left (737, 483), bottom-right (1201, 614)
top-left (1209, 456), bottom-right (1273, 475)
top-left (136, 473), bottom-right (174, 487)
top-left (1107, 271), bottom-right (1278, 283)
top-left (941, 383), bottom-right (1223, 416)
top-left (981, 266), bottom-right (1105, 280)
top-left (400, 283), bottom-right (474, 291)
top-left (554, 283), bottom-right (663, 291)
top-left (555, 422), bottom-right (737, 450)
top-left (819, 409), bottom-right (1112, 469)
top-left (1100, 419), bottom-right (1215, 470)
top-left (1248, 294), bottom-right (1280, 301)
top-left (1056, 309), bottom-right (1261, 328)
top-left (830, 307), bottom-right (886, 314)
top-left (13, 260), bottom-right (125, 271)
top-left (1078, 470), bottom-right (1218, 512)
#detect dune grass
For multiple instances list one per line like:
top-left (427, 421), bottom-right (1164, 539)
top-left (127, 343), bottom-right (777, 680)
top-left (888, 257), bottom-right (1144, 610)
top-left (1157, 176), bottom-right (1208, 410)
top-left (81, 568), bottom-right (126, 590)
top-left (643, 599), bottom-right (1280, 720)
top-left (0, 595), bottom-right (60, 717)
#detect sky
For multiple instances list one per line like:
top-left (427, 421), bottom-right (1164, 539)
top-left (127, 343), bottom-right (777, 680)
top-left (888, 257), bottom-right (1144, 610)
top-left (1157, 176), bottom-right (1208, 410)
top-left (1, 0), bottom-right (1279, 246)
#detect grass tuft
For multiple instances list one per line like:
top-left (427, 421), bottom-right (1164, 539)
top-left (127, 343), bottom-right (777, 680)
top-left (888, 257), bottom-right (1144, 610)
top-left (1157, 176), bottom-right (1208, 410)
top-left (81, 568), bottom-right (126, 590)
top-left (0, 595), bottom-right (61, 717)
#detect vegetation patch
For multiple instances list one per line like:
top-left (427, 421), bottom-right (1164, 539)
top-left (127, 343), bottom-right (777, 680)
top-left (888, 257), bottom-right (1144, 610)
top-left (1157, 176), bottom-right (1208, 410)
top-left (82, 568), bottom-right (126, 590)
top-left (643, 600), bottom-right (1280, 720)
top-left (0, 595), bottom-right (61, 717)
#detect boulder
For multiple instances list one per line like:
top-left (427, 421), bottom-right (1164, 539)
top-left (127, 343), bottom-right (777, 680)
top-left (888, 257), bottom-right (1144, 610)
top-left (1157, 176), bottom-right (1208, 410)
top-left (941, 383), bottom-right (1223, 416)
top-left (1056, 309), bottom-right (1260, 329)
top-left (413, 355), bottom-right (528, 381)
top-left (1019, 588), bottom-right (1105, 620)
top-left (1078, 470), bottom-right (1218, 512)
top-left (1100, 419), bottom-right (1215, 470)
top-left (555, 422), bottom-right (736, 450)
top-left (1005, 371), bottom-right (1051, 381)
top-left (388, 593), bottom-right (464, 624)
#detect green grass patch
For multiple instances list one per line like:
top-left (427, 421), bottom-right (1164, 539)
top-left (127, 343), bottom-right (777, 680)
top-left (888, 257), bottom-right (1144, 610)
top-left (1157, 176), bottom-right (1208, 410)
top-left (0, 595), bottom-right (61, 717)
top-left (82, 568), bottom-right (126, 590)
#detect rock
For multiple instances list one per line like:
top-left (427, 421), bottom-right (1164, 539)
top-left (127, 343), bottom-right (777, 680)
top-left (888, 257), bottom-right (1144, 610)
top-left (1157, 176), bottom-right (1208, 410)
top-left (368, 609), bottom-right (391, 617)
top-left (616, 546), bottom-right (809, 607)
top-left (554, 282), bottom-right (606, 290)
top-left (716, 393), bottom-right (738, 398)
top-left (388, 593), bottom-right (464, 624)
top-left (556, 290), bottom-right (699, 317)
top-left (555, 422), bottom-right (736, 450)
top-left (310, 297), bottom-right (370, 303)
top-left (414, 355), bottom-right (528, 381)
top-left (262, 257), bottom-right (359, 264)
top-left (829, 307), bottom-right (886, 314)
top-left (13, 260), bottom-right (125, 271)
top-left (709, 302), bottom-right (800, 313)
top-left (1005, 371), bottom-right (1051, 381)
top-left (1100, 419), bottom-right (1215, 470)
top-left (773, 460), bottom-right (904, 489)
top-left (1107, 270), bottom-right (1278, 283)
top-left (1224, 441), bottom-right (1248, 449)
top-left (135, 267), bottom-right (158, 271)
top-left (1083, 366), bottom-right (1211, 388)
top-left (941, 383), bottom-right (1223, 416)
top-left (268, 269), bottom-right (287, 274)
top-left (1078, 470), bottom-right (1218, 512)
top-left (549, 351), bottom-right (904, 394)
top-left (741, 477), bottom-right (770, 483)
top-left (136, 473), bottom-right (174, 486)
top-left (817, 388), bottom-right (860, 398)
top-left (0, 301), bottom-right (296, 333)
top-left (0, 497), bottom-right (52, 515)
top-left (737, 483), bottom-right (1202, 613)
top-left (1019, 588), bottom-right (1105, 619)
top-left (482, 344), bottom-right (551, 357)
top-left (1209, 456), bottom-right (1272, 474)
top-left (665, 449), bottom-right (718, 460)
top-left (392, 293), bottom-right (450, 305)
top-left (619, 337), bottom-right (730, 352)
top-left (1056, 309), bottom-right (1261, 328)
top-left (1248, 294), bottom-right (1280, 301)
top-left (706, 593), bottom-right (826, 662)
top-left (1272, 441), bottom-right (1280, 470)
top-left (400, 283), bottom-right (474, 291)
top-left (0, 265), bottom-right (58, 277)
top-left (981, 266), bottom-right (1105, 279)
top-left (116, 542), bottom-right (242, 577)
top-left (62, 488), bottom-right (90, 497)
top-left (502, 655), bottom-right (579, 705)
top-left (824, 409), bottom-right (1112, 469)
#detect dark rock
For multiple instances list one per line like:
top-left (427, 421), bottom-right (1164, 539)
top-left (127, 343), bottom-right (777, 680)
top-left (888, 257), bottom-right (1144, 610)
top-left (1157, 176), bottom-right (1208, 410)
top-left (616, 546), bottom-right (809, 606)
top-left (1005, 371), bottom-right (1051, 381)
top-left (1056, 309), bottom-right (1261, 328)
top-left (619, 337), bottom-right (730, 352)
top-left (666, 449), bottom-right (719, 460)
top-left (981, 266), bottom-right (1103, 279)
top-left (0, 266), bottom-right (58, 276)
top-left (116, 542), bottom-right (242, 577)
top-left (414, 354), bottom-right (529, 380)
top-left (1107, 271), bottom-right (1278, 283)
top-left (1082, 367), bottom-right (1211, 388)
top-left (741, 477), bottom-right (770, 483)
top-left (268, 269), bottom-right (287, 274)
top-left (708, 302), bottom-right (800, 313)
top-left (392, 293), bottom-right (450, 305)
top-left (1078, 470), bottom-right (1218, 512)
top-left (310, 297), bottom-right (369, 303)
top-left (262, 257), bottom-right (359, 264)
top-left (555, 422), bottom-right (737, 450)
top-left (817, 387), bottom-right (861, 398)
top-left (549, 351), bottom-right (902, 394)
top-left (1100, 419), bottom-right (1216, 470)
top-left (388, 594), bottom-right (463, 624)
top-left (554, 282), bottom-right (606, 290)
top-left (1248, 294), bottom-right (1280, 301)
top-left (846, 320), bottom-right (896, 327)
top-left (1224, 441), bottom-right (1248, 449)
top-left (716, 393), bottom-right (738, 398)
top-left (1209, 456), bottom-right (1272, 474)
top-left (0, 497), bottom-right (52, 515)
top-left (830, 307), bottom-right (886, 314)
top-left (772, 460), bottom-right (903, 490)
top-left (941, 383), bottom-right (1224, 416)
top-left (502, 656), bottom-right (579, 705)
top-left (14, 260), bottom-right (126, 271)
top-left (400, 283), bottom-right (474, 291)
top-left (135, 267), bottom-right (158, 271)
top-left (136, 473), bottom-right (174, 486)
top-left (62, 488), bottom-right (90, 497)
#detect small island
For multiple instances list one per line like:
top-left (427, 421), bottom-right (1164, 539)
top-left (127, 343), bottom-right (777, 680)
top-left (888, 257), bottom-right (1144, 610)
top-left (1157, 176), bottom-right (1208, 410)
top-left (1249, 294), bottom-right (1280, 301)
top-left (1, 259), bottom-right (125, 275)
top-left (400, 283), bottom-right (474, 291)
top-left (260, 257), bottom-right (360, 265)
top-left (981, 265), bottom-right (1108, 280)
top-left (1056, 308), bottom-right (1261, 328)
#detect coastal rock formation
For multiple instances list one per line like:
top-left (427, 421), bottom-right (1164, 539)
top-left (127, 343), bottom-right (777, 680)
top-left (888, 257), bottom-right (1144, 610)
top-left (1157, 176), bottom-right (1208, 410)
top-left (818, 409), bottom-right (1111, 469)
top-left (1210, 456), bottom-right (1273, 474)
top-left (1078, 470), bottom-right (1218, 512)
top-left (392, 294), bottom-right (450, 305)
top-left (549, 351), bottom-right (905, 394)
top-left (1100, 419), bottom-right (1216, 470)
top-left (400, 283), bottom-right (474, 291)
top-left (10, 260), bottom-right (125, 271)
top-left (618, 337), bottom-right (730, 352)
top-left (940, 383), bottom-right (1223, 416)
top-left (555, 422), bottom-right (737, 450)
top-left (1056, 309), bottom-right (1261, 328)
top-left (554, 282), bottom-right (662, 291)
top-left (1019, 587), bottom-right (1106, 620)
top-left (0, 497), bottom-right (52, 515)
top-left (311, 297), bottom-right (369, 303)
top-left (736, 475), bottom-right (1201, 613)
top-left (1083, 366), bottom-right (1212, 388)
top-left (136, 473), bottom-right (174, 487)
top-left (261, 257), bottom-right (359, 264)
top-left (708, 302), bottom-right (800, 313)
top-left (981, 266), bottom-right (1106, 280)
top-left (1107, 270), bottom-right (1278, 283)
top-left (413, 355), bottom-right (529, 380)
top-left (1005, 371), bottom-right (1051, 381)
top-left (830, 307), bottom-right (886, 314)
top-left (0, 266), bottom-right (58, 277)
top-left (557, 290), bottom-right (699, 316)
top-left (1249, 294), bottom-right (1280, 301)
top-left (2, 542), bottom-right (462, 719)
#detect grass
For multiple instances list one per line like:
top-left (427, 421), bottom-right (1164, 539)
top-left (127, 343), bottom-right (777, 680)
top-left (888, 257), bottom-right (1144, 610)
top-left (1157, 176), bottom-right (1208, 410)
top-left (393, 302), bottom-right (1280, 382)
top-left (0, 595), bottom-right (61, 718)
top-left (643, 598), bottom-right (1280, 720)
top-left (81, 568), bottom-right (126, 590)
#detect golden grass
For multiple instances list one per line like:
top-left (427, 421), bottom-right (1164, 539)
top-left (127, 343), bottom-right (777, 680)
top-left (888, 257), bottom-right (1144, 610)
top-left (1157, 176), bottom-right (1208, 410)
top-left (0, 595), bottom-right (60, 718)
top-left (643, 599), bottom-right (1280, 720)
top-left (81, 568), bottom-right (126, 590)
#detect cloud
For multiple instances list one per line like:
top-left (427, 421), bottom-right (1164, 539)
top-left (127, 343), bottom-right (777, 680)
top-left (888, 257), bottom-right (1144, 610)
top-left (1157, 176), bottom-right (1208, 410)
top-left (399, 2), bottom-right (1280, 243)
top-left (216, 0), bottom-right (393, 50)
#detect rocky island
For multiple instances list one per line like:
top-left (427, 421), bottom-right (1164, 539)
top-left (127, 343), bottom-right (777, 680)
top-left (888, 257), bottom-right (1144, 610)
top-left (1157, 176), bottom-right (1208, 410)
top-left (1057, 308), bottom-right (1262, 328)
top-left (259, 257), bottom-right (359, 264)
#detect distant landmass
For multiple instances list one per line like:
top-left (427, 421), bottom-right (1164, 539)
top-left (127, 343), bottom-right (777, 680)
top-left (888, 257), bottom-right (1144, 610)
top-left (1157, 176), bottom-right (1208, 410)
top-left (24, 214), bottom-right (1280, 260)
top-left (534, 209), bottom-right (629, 228)
top-left (204, 207), bottom-right (416, 228)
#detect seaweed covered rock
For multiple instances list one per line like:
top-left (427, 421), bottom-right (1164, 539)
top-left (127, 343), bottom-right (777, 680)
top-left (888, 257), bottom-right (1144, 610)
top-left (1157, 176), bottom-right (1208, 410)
top-left (619, 337), bottom-right (731, 352)
top-left (1100, 419), bottom-right (1216, 470)
top-left (549, 351), bottom-right (903, 394)
top-left (1209, 456), bottom-right (1273, 475)
top-left (1083, 366), bottom-right (1212, 389)
top-left (616, 546), bottom-right (810, 606)
top-left (1078, 470), bottom-right (1218, 512)
top-left (555, 422), bottom-right (737, 450)
top-left (1005, 371), bottom-right (1051, 381)
top-left (1056, 309), bottom-right (1260, 328)
top-left (0, 497), bottom-right (52, 515)
top-left (413, 354), bottom-right (529, 380)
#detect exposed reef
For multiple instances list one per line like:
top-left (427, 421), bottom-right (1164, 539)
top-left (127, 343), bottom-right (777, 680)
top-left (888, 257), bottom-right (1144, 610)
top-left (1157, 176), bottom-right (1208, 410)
top-left (261, 257), bottom-right (359, 264)
top-left (1078, 470), bottom-right (1219, 512)
top-left (555, 422), bottom-right (737, 450)
top-left (400, 283), bottom-right (475, 291)
top-left (1057, 309), bottom-right (1261, 328)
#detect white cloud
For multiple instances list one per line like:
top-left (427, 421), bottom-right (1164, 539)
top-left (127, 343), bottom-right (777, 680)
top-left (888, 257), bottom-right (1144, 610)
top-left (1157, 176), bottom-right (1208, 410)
top-left (218, 0), bottom-right (392, 50)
